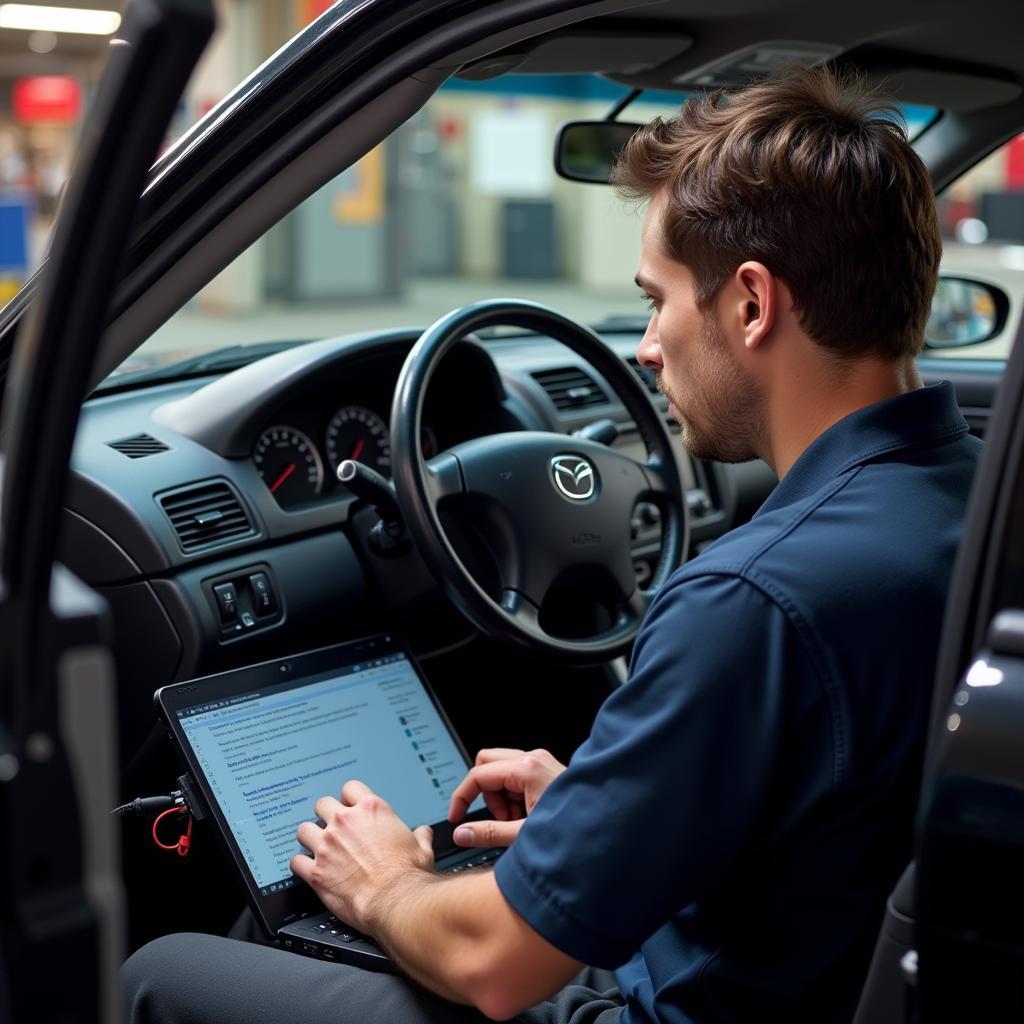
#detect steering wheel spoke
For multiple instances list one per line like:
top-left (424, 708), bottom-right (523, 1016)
top-left (617, 585), bottom-right (653, 629)
top-left (497, 538), bottom-right (561, 612)
top-left (640, 453), bottom-right (678, 500)
top-left (424, 451), bottom-right (464, 503)
top-left (500, 588), bottom-right (541, 631)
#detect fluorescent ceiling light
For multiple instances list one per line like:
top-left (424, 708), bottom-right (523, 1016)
top-left (0, 4), bottom-right (121, 35)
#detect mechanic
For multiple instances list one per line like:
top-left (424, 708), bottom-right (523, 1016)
top-left (123, 66), bottom-right (981, 1024)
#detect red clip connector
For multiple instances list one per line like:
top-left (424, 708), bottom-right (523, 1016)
top-left (152, 807), bottom-right (193, 858)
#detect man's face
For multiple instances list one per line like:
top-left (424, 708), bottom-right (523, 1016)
top-left (635, 194), bottom-right (765, 464)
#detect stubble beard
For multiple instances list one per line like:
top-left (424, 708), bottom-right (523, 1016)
top-left (657, 312), bottom-right (767, 464)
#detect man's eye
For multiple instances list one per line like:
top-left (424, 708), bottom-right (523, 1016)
top-left (641, 294), bottom-right (658, 312)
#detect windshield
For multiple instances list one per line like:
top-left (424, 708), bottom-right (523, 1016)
top-left (121, 76), bottom-right (682, 376)
top-left (111, 75), bottom-right (937, 377)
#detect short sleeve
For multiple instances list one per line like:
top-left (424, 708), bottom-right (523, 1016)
top-left (494, 572), bottom-right (828, 968)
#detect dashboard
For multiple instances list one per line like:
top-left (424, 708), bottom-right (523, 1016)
top-left (61, 325), bottom-right (772, 757)
top-left (61, 319), bottom-right (997, 773)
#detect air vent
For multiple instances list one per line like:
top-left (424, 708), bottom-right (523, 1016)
top-left (107, 433), bottom-right (171, 458)
top-left (626, 357), bottom-right (660, 396)
top-left (159, 481), bottom-right (255, 553)
top-left (532, 367), bottom-right (608, 412)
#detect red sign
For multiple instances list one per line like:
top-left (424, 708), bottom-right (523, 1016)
top-left (300, 0), bottom-right (334, 24)
top-left (13, 76), bottom-right (82, 125)
top-left (1007, 134), bottom-right (1024, 190)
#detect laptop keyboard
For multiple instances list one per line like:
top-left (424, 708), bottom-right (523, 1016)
top-left (441, 847), bottom-right (503, 874)
top-left (310, 848), bottom-right (503, 942)
top-left (312, 918), bottom-right (361, 942)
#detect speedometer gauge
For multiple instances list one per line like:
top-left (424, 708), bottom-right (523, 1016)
top-left (253, 426), bottom-right (324, 506)
top-left (326, 405), bottom-right (391, 475)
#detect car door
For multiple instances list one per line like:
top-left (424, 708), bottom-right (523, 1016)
top-left (0, 2), bottom-right (214, 1021)
top-left (913, 290), bottom-right (1024, 1022)
top-left (853, 171), bottom-right (1024, 1021)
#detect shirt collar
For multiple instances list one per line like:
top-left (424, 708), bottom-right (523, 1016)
top-left (755, 382), bottom-right (969, 518)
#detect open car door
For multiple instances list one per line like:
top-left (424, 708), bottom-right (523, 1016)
top-left (912, 303), bottom-right (1024, 1018)
top-left (853, 286), bottom-right (1024, 1023)
top-left (0, 2), bottom-right (214, 1020)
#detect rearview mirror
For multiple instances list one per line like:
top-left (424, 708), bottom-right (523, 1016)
top-left (555, 120), bottom-right (642, 184)
top-left (925, 276), bottom-right (1010, 349)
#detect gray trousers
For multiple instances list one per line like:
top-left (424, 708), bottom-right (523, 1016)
top-left (122, 928), bottom-right (624, 1024)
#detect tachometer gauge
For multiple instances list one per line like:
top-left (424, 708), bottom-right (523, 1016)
top-left (326, 405), bottom-right (391, 475)
top-left (253, 426), bottom-right (324, 506)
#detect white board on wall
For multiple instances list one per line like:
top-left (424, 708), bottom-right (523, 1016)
top-left (470, 109), bottom-right (551, 198)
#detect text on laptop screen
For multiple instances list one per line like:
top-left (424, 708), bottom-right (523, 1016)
top-left (176, 653), bottom-right (480, 894)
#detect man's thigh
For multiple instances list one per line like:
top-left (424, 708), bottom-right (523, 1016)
top-left (518, 965), bottom-right (622, 1024)
top-left (122, 932), bottom-right (623, 1024)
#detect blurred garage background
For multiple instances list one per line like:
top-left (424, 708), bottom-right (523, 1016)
top-left (1, 0), bottom-right (1021, 365)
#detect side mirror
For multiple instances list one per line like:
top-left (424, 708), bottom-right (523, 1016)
top-left (925, 276), bottom-right (1010, 349)
top-left (554, 120), bottom-right (642, 184)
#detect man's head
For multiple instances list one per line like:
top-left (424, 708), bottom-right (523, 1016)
top-left (616, 66), bottom-right (941, 465)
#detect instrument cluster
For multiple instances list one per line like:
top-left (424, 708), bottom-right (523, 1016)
top-left (252, 404), bottom-right (438, 509)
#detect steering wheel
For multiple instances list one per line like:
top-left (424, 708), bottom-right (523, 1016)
top-left (390, 299), bottom-right (688, 661)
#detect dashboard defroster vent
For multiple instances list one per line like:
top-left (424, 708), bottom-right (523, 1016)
top-left (532, 367), bottom-right (608, 412)
top-left (626, 356), bottom-right (660, 396)
top-left (107, 432), bottom-right (171, 458)
top-left (159, 481), bottom-right (256, 553)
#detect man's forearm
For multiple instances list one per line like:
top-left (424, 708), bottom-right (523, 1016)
top-left (364, 865), bottom-right (583, 1019)
top-left (366, 868), bottom-right (498, 1005)
top-left (289, 785), bottom-right (566, 1011)
top-left (291, 786), bottom-right (583, 1017)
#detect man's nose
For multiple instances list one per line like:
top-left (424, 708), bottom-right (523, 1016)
top-left (636, 317), bottom-right (662, 370)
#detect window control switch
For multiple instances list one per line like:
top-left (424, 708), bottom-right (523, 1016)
top-left (249, 572), bottom-right (276, 615)
top-left (212, 582), bottom-right (239, 623)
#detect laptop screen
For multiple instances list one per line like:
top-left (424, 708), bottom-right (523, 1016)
top-left (171, 646), bottom-right (480, 897)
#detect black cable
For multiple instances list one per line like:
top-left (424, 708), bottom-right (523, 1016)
top-left (111, 790), bottom-right (183, 817)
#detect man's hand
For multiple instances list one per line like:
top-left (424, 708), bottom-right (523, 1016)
top-left (293, 772), bottom-right (583, 1017)
top-left (291, 779), bottom-right (434, 932)
top-left (448, 747), bottom-right (566, 848)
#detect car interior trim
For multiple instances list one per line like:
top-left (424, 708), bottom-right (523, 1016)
top-left (916, 94), bottom-right (1024, 192)
top-left (152, 329), bottom-right (424, 457)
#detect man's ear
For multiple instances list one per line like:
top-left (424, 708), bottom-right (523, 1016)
top-left (734, 262), bottom-right (776, 350)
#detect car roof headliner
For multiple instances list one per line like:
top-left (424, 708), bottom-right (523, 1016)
top-left (456, 0), bottom-right (1024, 112)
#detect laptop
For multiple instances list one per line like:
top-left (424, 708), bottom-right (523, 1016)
top-left (155, 634), bottom-right (502, 971)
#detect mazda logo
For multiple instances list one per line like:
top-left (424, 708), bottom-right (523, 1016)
top-left (550, 455), bottom-right (596, 501)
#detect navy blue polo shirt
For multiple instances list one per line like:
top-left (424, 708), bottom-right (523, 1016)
top-left (494, 382), bottom-right (981, 1024)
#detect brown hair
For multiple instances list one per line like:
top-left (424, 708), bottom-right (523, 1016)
top-left (614, 66), bottom-right (942, 359)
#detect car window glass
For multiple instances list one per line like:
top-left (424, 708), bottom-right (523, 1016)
top-left (0, 13), bottom-right (124, 307)
top-left (934, 134), bottom-right (1024, 360)
top-left (0, 0), bottom-right (297, 312)
top-left (113, 74), bottom-right (939, 377)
